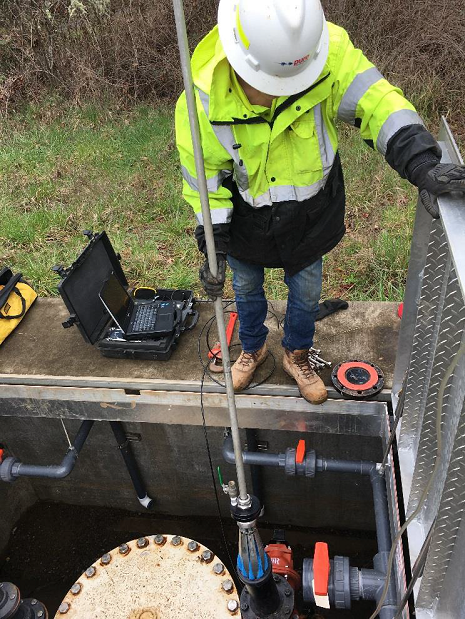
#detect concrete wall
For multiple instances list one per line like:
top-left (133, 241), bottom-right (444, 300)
top-left (0, 414), bottom-right (382, 554)
top-left (0, 472), bottom-right (37, 555)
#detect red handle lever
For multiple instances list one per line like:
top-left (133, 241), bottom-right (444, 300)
top-left (225, 312), bottom-right (238, 344)
top-left (208, 312), bottom-right (238, 360)
top-left (314, 542), bottom-right (330, 597)
top-left (296, 439), bottom-right (305, 464)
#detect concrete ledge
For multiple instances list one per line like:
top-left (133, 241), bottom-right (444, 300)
top-left (0, 298), bottom-right (400, 388)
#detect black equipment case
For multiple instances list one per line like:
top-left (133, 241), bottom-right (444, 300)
top-left (54, 231), bottom-right (198, 360)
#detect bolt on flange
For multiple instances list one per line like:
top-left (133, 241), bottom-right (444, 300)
top-left (100, 553), bottom-right (111, 566)
top-left (153, 534), bottom-right (166, 546)
top-left (201, 549), bottom-right (214, 563)
top-left (213, 563), bottom-right (225, 575)
top-left (58, 602), bottom-right (70, 614)
top-left (187, 540), bottom-right (199, 552)
top-left (119, 543), bottom-right (130, 556)
top-left (70, 583), bottom-right (82, 595)
top-left (227, 599), bottom-right (239, 614)
top-left (85, 566), bottom-right (96, 579)
top-left (222, 579), bottom-right (234, 594)
top-left (137, 537), bottom-right (149, 549)
top-left (171, 536), bottom-right (182, 547)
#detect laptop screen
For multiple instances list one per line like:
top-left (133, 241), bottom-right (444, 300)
top-left (99, 272), bottom-right (131, 328)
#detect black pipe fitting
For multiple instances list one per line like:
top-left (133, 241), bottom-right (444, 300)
top-left (0, 582), bottom-right (48, 619)
top-left (110, 421), bottom-right (154, 510)
top-left (240, 571), bottom-right (294, 619)
top-left (230, 494), bottom-right (262, 523)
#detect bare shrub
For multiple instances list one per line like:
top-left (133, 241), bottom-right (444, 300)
top-left (322, 0), bottom-right (465, 136)
top-left (0, 0), bottom-right (464, 135)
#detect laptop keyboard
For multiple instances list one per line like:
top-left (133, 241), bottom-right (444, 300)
top-left (132, 304), bottom-right (158, 332)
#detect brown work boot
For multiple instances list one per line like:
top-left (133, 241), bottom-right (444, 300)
top-left (231, 344), bottom-right (268, 392)
top-left (283, 349), bottom-right (328, 404)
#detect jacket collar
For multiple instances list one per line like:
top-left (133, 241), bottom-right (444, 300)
top-left (192, 26), bottom-right (333, 126)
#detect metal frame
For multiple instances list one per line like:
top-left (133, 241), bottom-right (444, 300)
top-left (392, 117), bottom-right (465, 619)
top-left (0, 385), bottom-right (387, 437)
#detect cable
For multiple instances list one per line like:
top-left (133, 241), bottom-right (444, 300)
top-left (196, 300), bottom-right (278, 390)
top-left (379, 369), bottom-right (409, 474)
top-left (368, 341), bottom-right (465, 619)
top-left (199, 365), bottom-right (238, 582)
top-left (393, 517), bottom-right (436, 619)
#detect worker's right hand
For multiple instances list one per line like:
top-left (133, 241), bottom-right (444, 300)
top-left (199, 254), bottom-right (226, 299)
top-left (410, 162), bottom-right (465, 219)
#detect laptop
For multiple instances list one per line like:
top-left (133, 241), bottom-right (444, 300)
top-left (99, 272), bottom-right (176, 340)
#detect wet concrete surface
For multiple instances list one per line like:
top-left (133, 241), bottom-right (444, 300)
top-left (0, 502), bottom-right (378, 618)
top-left (0, 298), bottom-right (400, 388)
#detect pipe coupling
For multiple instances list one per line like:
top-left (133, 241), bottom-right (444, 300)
top-left (0, 457), bottom-right (19, 483)
top-left (284, 449), bottom-right (297, 475)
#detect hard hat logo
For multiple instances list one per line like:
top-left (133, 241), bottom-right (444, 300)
top-left (218, 0), bottom-right (330, 96)
top-left (294, 54), bottom-right (310, 67)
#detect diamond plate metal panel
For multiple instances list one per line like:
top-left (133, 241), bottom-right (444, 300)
top-left (417, 397), bottom-right (465, 611)
top-left (398, 222), bottom-right (450, 469)
top-left (407, 268), bottom-right (465, 519)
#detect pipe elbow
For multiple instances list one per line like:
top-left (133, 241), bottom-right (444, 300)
top-left (222, 435), bottom-right (236, 464)
top-left (52, 449), bottom-right (78, 478)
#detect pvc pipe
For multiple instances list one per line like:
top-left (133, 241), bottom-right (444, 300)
top-left (317, 458), bottom-right (376, 475)
top-left (2, 420), bottom-right (94, 480)
top-left (223, 434), bottom-right (376, 476)
top-left (110, 421), bottom-right (154, 509)
top-left (172, 0), bottom-right (248, 504)
top-left (223, 435), bottom-right (282, 468)
top-left (245, 429), bottom-right (264, 509)
top-left (370, 469), bottom-right (392, 554)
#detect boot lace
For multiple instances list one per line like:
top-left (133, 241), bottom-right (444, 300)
top-left (237, 350), bottom-right (257, 368)
top-left (294, 353), bottom-right (315, 379)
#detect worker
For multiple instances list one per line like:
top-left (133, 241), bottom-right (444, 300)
top-left (175, 0), bottom-right (465, 404)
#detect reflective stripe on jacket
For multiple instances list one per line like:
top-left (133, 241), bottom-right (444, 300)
top-left (175, 22), bottom-right (423, 227)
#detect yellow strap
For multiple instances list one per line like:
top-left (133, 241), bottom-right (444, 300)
top-left (236, 4), bottom-right (250, 49)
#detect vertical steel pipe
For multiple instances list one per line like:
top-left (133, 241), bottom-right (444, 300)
top-left (172, 0), bottom-right (248, 502)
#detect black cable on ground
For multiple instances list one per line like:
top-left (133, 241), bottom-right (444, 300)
top-left (196, 300), bottom-right (278, 390)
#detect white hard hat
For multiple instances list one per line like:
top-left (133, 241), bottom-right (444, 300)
top-left (218, 0), bottom-right (329, 96)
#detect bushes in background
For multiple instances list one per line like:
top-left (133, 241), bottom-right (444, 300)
top-left (0, 0), bottom-right (464, 134)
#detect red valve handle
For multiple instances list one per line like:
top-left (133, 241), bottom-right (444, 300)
top-left (208, 312), bottom-right (238, 360)
top-left (296, 439), bottom-right (305, 464)
top-left (314, 542), bottom-right (330, 597)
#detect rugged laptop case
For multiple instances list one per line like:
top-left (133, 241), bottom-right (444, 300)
top-left (54, 231), bottom-right (198, 360)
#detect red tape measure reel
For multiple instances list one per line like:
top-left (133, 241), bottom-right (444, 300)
top-left (331, 360), bottom-right (384, 399)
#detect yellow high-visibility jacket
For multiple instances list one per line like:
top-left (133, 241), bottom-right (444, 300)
top-left (175, 23), bottom-right (439, 273)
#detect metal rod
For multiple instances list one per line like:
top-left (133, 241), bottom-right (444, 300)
top-left (172, 0), bottom-right (248, 502)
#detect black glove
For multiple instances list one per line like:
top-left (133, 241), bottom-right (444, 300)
top-left (315, 299), bottom-right (349, 321)
top-left (410, 162), bottom-right (465, 219)
top-left (199, 254), bottom-right (226, 299)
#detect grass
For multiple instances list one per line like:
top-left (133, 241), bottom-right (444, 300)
top-left (0, 101), bottom-right (417, 300)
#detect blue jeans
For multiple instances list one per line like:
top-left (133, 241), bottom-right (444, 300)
top-left (227, 255), bottom-right (322, 353)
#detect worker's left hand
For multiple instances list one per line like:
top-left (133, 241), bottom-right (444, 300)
top-left (411, 163), bottom-right (465, 219)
